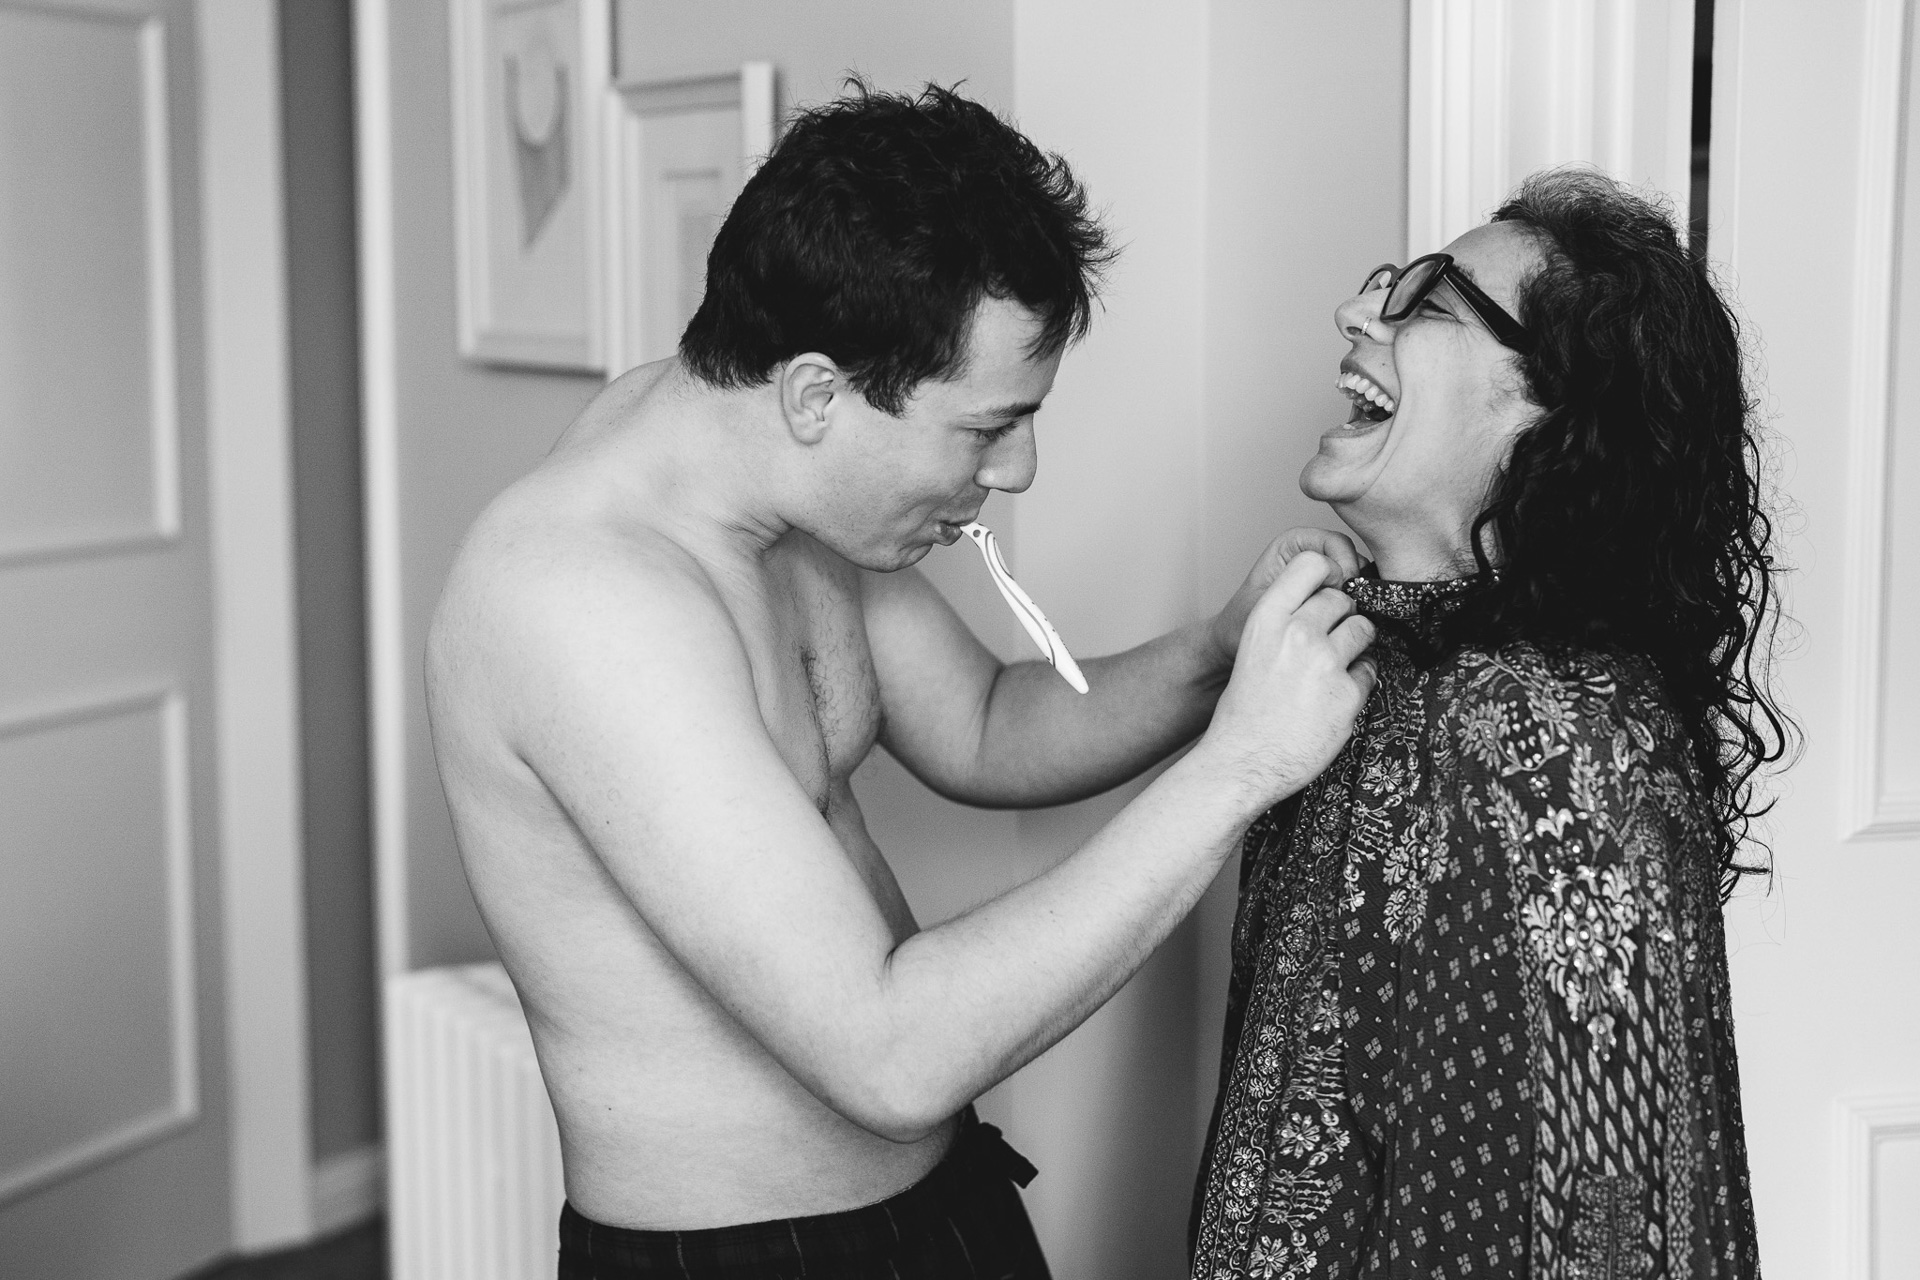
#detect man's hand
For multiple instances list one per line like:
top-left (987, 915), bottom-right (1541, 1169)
top-left (1194, 550), bottom-right (1376, 800)
top-left (1206, 529), bottom-right (1366, 670)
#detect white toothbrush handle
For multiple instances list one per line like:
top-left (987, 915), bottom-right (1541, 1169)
top-left (960, 524), bottom-right (1090, 694)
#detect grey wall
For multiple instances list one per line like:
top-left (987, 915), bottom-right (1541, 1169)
top-left (380, 0), bottom-right (607, 971)
top-left (279, 0), bottom-right (380, 1163)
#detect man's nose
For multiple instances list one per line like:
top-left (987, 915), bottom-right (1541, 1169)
top-left (978, 426), bottom-right (1037, 494)
top-left (1335, 290), bottom-right (1388, 343)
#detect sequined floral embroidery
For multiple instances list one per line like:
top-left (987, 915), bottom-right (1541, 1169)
top-left (1521, 864), bottom-right (1640, 1058)
top-left (1381, 804), bottom-right (1441, 944)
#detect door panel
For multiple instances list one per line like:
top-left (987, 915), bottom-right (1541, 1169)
top-left (0, 6), bottom-right (177, 559)
top-left (0, 0), bottom-right (229, 1276)
top-left (0, 694), bottom-right (194, 1203)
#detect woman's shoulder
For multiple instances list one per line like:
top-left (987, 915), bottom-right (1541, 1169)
top-left (1428, 639), bottom-right (1685, 766)
top-left (1425, 641), bottom-right (1708, 885)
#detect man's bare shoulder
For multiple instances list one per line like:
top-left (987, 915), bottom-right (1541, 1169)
top-left (427, 482), bottom-right (749, 728)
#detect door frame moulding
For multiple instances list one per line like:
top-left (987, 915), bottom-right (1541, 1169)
top-left (1837, 1095), bottom-right (1920, 1280)
top-left (1840, 0), bottom-right (1920, 841)
top-left (1407, 0), bottom-right (1510, 257)
top-left (353, 0), bottom-right (409, 983)
top-left (1407, 0), bottom-right (1695, 258)
top-left (198, 0), bottom-right (317, 1250)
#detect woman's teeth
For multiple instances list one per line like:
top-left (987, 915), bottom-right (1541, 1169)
top-left (1336, 370), bottom-right (1397, 422)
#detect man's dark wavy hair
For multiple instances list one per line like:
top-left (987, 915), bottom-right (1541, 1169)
top-left (679, 82), bottom-right (1114, 415)
top-left (1443, 168), bottom-right (1792, 897)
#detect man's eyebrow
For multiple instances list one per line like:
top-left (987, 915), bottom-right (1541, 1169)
top-left (966, 400), bottom-right (1045, 422)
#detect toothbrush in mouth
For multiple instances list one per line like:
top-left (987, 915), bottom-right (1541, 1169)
top-left (958, 522), bottom-right (1089, 694)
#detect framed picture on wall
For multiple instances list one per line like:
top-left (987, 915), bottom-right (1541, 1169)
top-left (449, 0), bottom-right (609, 370)
top-left (600, 63), bottom-right (776, 379)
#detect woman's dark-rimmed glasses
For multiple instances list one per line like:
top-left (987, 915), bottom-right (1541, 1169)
top-left (1361, 254), bottom-right (1534, 353)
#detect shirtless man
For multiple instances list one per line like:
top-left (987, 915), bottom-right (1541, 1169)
top-left (426, 85), bottom-right (1375, 1278)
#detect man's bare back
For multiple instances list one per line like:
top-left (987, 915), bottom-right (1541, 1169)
top-left (431, 367), bottom-right (960, 1226)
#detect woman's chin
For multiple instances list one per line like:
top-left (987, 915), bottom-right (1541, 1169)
top-left (1299, 439), bottom-right (1382, 505)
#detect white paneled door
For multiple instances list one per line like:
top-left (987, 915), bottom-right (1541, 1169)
top-left (0, 1), bottom-right (231, 1276)
top-left (1709, 1), bottom-right (1920, 1276)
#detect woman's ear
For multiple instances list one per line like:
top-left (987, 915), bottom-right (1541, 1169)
top-left (1488, 360), bottom-right (1540, 445)
top-left (779, 353), bottom-right (839, 445)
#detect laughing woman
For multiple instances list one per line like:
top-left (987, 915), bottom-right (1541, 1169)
top-left (1191, 170), bottom-right (1789, 1280)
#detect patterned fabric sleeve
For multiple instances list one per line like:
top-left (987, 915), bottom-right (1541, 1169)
top-left (1430, 647), bottom-right (1756, 1280)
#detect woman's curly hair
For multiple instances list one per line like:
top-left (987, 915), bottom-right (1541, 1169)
top-left (1440, 169), bottom-right (1792, 896)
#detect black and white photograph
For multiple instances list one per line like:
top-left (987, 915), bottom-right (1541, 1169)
top-left (0, 2), bottom-right (1914, 1279)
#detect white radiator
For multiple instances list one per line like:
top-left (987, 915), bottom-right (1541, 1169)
top-left (385, 963), bottom-right (566, 1280)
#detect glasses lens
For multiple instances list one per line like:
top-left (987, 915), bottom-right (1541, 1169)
top-left (1384, 257), bottom-right (1444, 321)
top-left (1361, 265), bottom-right (1396, 294)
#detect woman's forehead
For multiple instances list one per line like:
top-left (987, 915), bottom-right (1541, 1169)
top-left (1441, 222), bottom-right (1543, 309)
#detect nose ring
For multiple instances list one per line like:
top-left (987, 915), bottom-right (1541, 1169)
top-left (1359, 316), bottom-right (1375, 340)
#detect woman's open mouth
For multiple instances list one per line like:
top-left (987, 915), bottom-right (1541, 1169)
top-left (1337, 369), bottom-right (1398, 425)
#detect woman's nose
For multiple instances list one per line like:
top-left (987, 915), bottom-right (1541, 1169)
top-left (1335, 290), bottom-right (1388, 343)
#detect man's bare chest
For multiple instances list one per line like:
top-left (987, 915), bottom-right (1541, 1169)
top-left (734, 550), bottom-right (882, 811)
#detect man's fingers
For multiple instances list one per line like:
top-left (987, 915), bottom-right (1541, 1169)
top-left (1260, 551), bottom-right (1342, 615)
top-left (1277, 528), bottom-right (1363, 581)
top-left (1330, 613), bottom-right (1376, 665)
top-left (1292, 585), bottom-right (1359, 633)
top-left (1349, 657), bottom-right (1378, 699)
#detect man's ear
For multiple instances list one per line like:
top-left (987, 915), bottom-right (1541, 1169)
top-left (779, 353), bottom-right (840, 445)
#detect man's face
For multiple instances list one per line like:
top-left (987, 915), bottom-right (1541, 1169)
top-left (811, 297), bottom-right (1060, 571)
top-left (1301, 221), bottom-right (1543, 550)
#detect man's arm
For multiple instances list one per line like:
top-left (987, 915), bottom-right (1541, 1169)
top-left (483, 546), bottom-right (1372, 1145)
top-left (863, 528), bottom-right (1365, 807)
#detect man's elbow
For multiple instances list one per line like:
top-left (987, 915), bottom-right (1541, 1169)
top-left (828, 1062), bottom-right (965, 1146)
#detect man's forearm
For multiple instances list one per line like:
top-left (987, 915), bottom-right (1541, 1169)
top-left (953, 618), bottom-right (1231, 807)
top-left (852, 741), bottom-right (1269, 1139)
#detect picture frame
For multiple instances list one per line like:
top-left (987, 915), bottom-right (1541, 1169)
top-left (448, 0), bottom-right (610, 371)
top-left (600, 63), bottom-right (775, 378)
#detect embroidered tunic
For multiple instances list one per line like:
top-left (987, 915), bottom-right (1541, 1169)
top-left (1191, 575), bottom-right (1760, 1280)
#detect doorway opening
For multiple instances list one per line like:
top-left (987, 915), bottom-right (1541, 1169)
top-left (1689, 0), bottom-right (1715, 259)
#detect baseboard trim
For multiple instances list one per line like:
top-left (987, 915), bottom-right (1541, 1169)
top-left (313, 1144), bottom-right (385, 1235)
